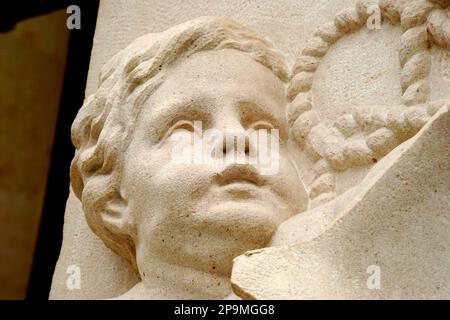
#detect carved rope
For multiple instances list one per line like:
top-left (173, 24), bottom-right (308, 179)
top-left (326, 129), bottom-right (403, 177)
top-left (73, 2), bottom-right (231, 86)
top-left (287, 0), bottom-right (450, 207)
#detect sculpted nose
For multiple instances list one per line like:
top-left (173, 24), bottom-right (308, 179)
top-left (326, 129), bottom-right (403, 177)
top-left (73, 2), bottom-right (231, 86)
top-left (208, 121), bottom-right (256, 160)
top-left (222, 129), bottom-right (251, 156)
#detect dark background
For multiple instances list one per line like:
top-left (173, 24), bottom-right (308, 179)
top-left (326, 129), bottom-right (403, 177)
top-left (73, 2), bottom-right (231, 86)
top-left (0, 0), bottom-right (101, 299)
top-left (27, 0), bottom-right (99, 299)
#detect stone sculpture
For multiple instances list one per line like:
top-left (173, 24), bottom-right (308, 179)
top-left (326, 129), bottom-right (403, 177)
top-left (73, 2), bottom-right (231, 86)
top-left (51, 0), bottom-right (450, 299)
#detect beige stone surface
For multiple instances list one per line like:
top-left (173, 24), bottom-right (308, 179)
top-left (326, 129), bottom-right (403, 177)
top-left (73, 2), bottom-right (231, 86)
top-left (0, 10), bottom-right (69, 299)
top-left (51, 0), bottom-right (450, 299)
top-left (232, 104), bottom-right (450, 299)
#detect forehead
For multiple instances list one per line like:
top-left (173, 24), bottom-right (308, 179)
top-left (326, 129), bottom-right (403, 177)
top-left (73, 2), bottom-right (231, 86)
top-left (143, 49), bottom-right (287, 122)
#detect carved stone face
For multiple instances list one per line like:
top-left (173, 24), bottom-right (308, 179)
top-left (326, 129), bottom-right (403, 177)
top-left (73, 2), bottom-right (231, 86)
top-left (121, 49), bottom-right (308, 276)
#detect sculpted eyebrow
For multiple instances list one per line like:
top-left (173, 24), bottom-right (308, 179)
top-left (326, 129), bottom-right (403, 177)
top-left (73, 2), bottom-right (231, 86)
top-left (239, 101), bottom-right (283, 127)
top-left (238, 100), bottom-right (289, 141)
top-left (150, 100), bottom-right (210, 137)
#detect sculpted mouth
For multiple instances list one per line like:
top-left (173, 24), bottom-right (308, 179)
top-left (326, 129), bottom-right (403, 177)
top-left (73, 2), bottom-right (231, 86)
top-left (215, 164), bottom-right (265, 187)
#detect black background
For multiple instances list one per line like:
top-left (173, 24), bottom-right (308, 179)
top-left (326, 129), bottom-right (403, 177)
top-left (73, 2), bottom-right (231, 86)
top-left (22, 0), bottom-right (100, 300)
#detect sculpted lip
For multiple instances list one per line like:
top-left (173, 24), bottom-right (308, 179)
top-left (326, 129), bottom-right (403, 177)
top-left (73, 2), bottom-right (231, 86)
top-left (214, 164), bottom-right (265, 187)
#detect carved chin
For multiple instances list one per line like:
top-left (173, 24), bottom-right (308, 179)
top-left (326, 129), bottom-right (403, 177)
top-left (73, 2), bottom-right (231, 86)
top-left (174, 204), bottom-right (283, 275)
top-left (194, 201), bottom-right (287, 245)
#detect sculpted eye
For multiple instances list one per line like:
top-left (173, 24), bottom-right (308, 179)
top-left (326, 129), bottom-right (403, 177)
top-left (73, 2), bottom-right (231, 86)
top-left (249, 120), bottom-right (285, 144)
top-left (161, 120), bottom-right (198, 142)
top-left (172, 120), bottom-right (196, 132)
top-left (250, 120), bottom-right (276, 131)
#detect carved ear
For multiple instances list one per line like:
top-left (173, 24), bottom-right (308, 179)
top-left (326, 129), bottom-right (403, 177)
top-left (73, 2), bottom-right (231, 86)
top-left (101, 195), bottom-right (136, 238)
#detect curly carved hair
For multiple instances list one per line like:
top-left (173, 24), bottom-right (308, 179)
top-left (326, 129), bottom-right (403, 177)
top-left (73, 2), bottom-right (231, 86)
top-left (70, 16), bottom-right (290, 269)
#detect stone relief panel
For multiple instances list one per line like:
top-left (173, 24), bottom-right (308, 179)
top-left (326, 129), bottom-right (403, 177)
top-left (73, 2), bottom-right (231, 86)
top-left (51, 0), bottom-right (450, 299)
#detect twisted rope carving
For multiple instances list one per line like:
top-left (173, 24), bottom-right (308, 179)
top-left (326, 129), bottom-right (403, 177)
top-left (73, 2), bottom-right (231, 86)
top-left (427, 1), bottom-right (450, 49)
top-left (399, 0), bottom-right (434, 106)
top-left (288, 0), bottom-right (450, 208)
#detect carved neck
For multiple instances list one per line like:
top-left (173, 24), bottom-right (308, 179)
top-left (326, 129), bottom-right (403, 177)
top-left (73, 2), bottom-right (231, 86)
top-left (119, 257), bottom-right (232, 299)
